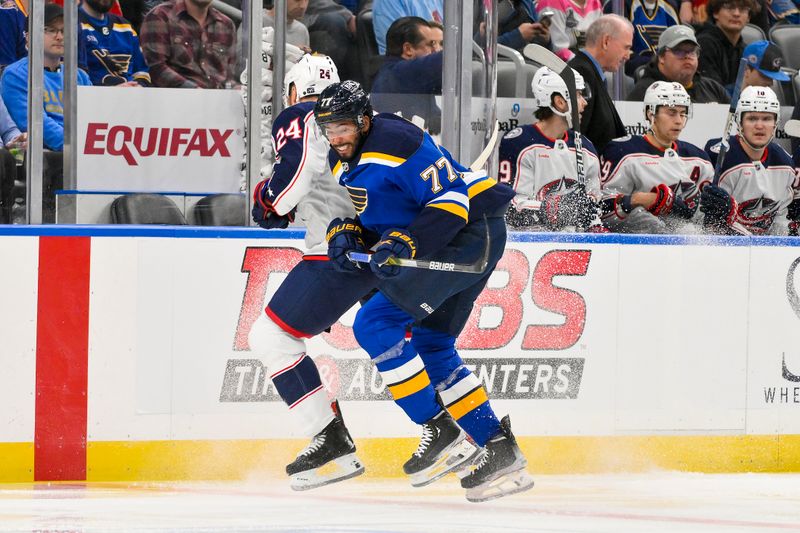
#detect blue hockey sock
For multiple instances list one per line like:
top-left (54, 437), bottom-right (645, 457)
top-left (270, 354), bottom-right (324, 408)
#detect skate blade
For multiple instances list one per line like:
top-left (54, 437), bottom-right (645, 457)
top-left (408, 438), bottom-right (480, 488)
top-left (465, 468), bottom-right (534, 503)
top-left (289, 453), bottom-right (365, 491)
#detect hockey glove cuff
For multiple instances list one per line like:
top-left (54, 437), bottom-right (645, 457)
top-left (326, 217), bottom-right (366, 273)
top-left (600, 194), bottom-right (633, 221)
top-left (370, 228), bottom-right (417, 280)
top-left (252, 180), bottom-right (295, 229)
top-left (505, 205), bottom-right (542, 228)
top-left (648, 183), bottom-right (675, 217)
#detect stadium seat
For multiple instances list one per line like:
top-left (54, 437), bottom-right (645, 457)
top-left (110, 194), bottom-right (188, 225)
top-left (741, 23), bottom-right (766, 45)
top-left (194, 193), bottom-right (247, 226)
top-left (497, 45), bottom-right (528, 98)
top-left (769, 25), bottom-right (800, 70)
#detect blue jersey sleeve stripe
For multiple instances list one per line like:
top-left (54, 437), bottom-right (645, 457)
top-left (358, 152), bottom-right (406, 167)
top-left (467, 177), bottom-right (497, 198)
top-left (428, 190), bottom-right (469, 208)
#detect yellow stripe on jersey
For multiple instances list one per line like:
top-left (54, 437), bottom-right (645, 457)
top-left (446, 386), bottom-right (489, 420)
top-left (387, 369), bottom-right (431, 400)
top-left (112, 23), bottom-right (136, 34)
top-left (429, 202), bottom-right (468, 221)
top-left (358, 152), bottom-right (406, 167)
top-left (332, 161), bottom-right (343, 179)
top-left (467, 177), bottom-right (497, 198)
top-left (80, 23), bottom-right (94, 30)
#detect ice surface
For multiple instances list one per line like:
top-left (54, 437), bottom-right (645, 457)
top-left (0, 473), bottom-right (798, 532)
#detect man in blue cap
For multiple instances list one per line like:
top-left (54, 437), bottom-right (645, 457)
top-left (742, 40), bottom-right (791, 89)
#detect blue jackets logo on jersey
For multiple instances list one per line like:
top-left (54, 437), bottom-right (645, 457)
top-left (739, 196), bottom-right (779, 231)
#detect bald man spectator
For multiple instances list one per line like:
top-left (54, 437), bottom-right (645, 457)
top-left (627, 25), bottom-right (729, 103)
top-left (567, 14), bottom-right (633, 152)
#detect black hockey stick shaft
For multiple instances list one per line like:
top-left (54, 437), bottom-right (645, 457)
top-left (713, 58), bottom-right (748, 185)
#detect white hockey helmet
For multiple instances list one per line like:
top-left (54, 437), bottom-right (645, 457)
top-left (531, 66), bottom-right (585, 126)
top-left (643, 81), bottom-right (692, 124)
top-left (283, 53), bottom-right (340, 106)
top-left (735, 85), bottom-right (780, 127)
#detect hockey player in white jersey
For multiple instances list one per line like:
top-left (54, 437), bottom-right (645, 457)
top-left (249, 54), bottom-right (378, 490)
top-left (599, 82), bottom-right (714, 234)
top-left (701, 86), bottom-right (799, 235)
top-left (499, 66), bottom-right (602, 231)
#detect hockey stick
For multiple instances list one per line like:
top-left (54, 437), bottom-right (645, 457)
top-left (470, 120), bottom-right (500, 171)
top-left (522, 44), bottom-right (604, 231)
top-left (346, 222), bottom-right (491, 274)
top-left (713, 58), bottom-right (748, 185)
top-left (783, 119), bottom-right (800, 138)
top-left (707, 58), bottom-right (751, 235)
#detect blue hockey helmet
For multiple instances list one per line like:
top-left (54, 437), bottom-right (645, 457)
top-left (314, 80), bottom-right (373, 129)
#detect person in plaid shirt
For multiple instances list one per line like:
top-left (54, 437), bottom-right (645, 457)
top-left (140, 0), bottom-right (236, 89)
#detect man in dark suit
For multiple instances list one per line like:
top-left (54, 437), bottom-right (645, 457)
top-left (568, 14), bottom-right (633, 152)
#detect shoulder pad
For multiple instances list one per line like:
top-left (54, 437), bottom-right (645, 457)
top-left (503, 127), bottom-right (523, 140)
top-left (610, 134), bottom-right (632, 143)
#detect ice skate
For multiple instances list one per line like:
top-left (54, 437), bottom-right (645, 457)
top-left (403, 410), bottom-right (480, 488)
top-left (460, 415), bottom-right (534, 503)
top-left (286, 400), bottom-right (365, 491)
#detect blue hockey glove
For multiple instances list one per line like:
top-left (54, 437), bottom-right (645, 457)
top-left (671, 193), bottom-right (698, 219)
top-left (700, 184), bottom-right (738, 228)
top-left (370, 228), bottom-right (417, 280)
top-left (326, 217), bottom-right (366, 273)
top-left (252, 180), bottom-right (294, 229)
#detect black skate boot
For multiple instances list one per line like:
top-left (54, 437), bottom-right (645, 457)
top-left (286, 400), bottom-right (365, 491)
top-left (460, 415), bottom-right (534, 502)
top-left (403, 410), bottom-right (479, 488)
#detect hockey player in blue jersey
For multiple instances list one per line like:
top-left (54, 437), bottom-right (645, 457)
top-left (78, 0), bottom-right (150, 86)
top-left (701, 86), bottom-right (799, 235)
top-left (248, 55), bottom-right (376, 491)
top-left (499, 66), bottom-right (603, 231)
top-left (600, 81), bottom-right (714, 234)
top-left (314, 80), bottom-right (534, 503)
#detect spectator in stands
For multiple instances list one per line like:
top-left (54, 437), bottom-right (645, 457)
top-left (429, 20), bottom-right (443, 52)
top-left (79, 0), bottom-right (151, 86)
top-left (140, 0), bottom-right (236, 89)
top-left (0, 96), bottom-right (25, 223)
top-left (303, 0), bottom-right (358, 80)
top-left (373, 0), bottom-right (442, 55)
top-left (606, 0), bottom-right (679, 77)
top-left (628, 25), bottom-right (729, 103)
top-left (741, 40), bottom-right (790, 89)
top-left (0, 0), bottom-right (27, 72)
top-left (492, 0), bottom-right (551, 51)
top-left (1, 3), bottom-right (92, 151)
top-left (537, 0), bottom-right (602, 61)
top-left (697, 0), bottom-right (754, 96)
top-left (371, 16), bottom-right (442, 134)
top-left (568, 14), bottom-right (632, 152)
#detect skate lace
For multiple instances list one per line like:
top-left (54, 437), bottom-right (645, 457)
top-left (413, 423), bottom-right (436, 458)
top-left (299, 433), bottom-right (326, 457)
top-left (472, 448), bottom-right (490, 472)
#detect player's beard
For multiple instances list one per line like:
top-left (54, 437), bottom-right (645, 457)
top-left (84, 0), bottom-right (115, 14)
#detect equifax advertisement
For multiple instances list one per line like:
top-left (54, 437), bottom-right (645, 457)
top-left (76, 86), bottom-right (245, 193)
